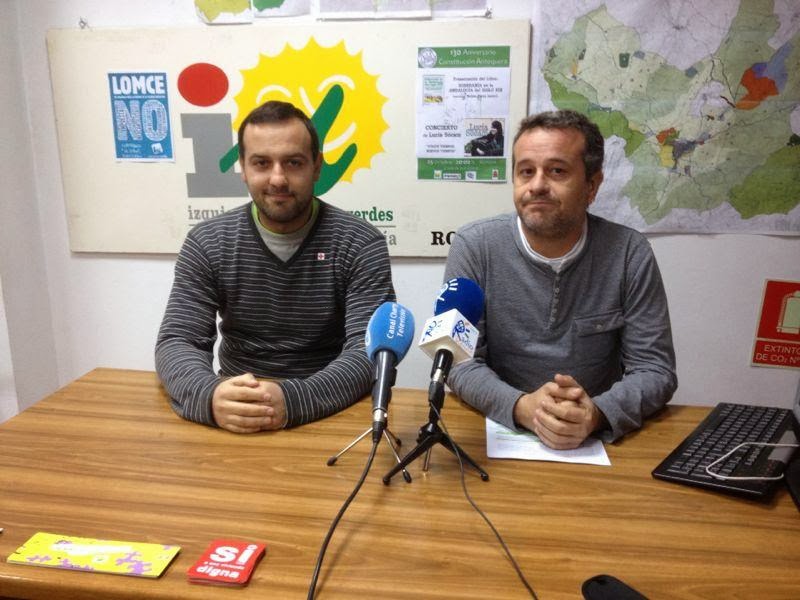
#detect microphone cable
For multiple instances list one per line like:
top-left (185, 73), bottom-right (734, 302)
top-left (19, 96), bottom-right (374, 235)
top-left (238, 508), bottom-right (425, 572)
top-left (307, 438), bottom-right (379, 600)
top-left (429, 402), bottom-right (539, 600)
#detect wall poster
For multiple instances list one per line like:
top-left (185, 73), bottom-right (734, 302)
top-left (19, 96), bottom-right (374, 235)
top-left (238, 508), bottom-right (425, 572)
top-left (47, 20), bottom-right (530, 256)
top-left (416, 45), bottom-right (510, 182)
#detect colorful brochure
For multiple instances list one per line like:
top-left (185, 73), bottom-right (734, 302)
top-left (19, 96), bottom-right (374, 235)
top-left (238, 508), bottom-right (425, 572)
top-left (7, 532), bottom-right (180, 578)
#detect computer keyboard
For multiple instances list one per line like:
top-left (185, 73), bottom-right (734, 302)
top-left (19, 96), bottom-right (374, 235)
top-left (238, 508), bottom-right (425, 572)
top-left (652, 402), bottom-right (798, 499)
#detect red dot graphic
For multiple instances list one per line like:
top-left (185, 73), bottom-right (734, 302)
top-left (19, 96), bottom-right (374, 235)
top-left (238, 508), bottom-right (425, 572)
top-left (178, 63), bottom-right (229, 107)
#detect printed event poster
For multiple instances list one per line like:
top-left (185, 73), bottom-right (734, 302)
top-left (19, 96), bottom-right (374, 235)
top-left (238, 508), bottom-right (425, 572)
top-left (108, 72), bottom-right (174, 161)
top-left (254, 0), bottom-right (310, 18)
top-left (318, 0), bottom-right (430, 19)
top-left (7, 532), bottom-right (180, 578)
top-left (416, 45), bottom-right (511, 182)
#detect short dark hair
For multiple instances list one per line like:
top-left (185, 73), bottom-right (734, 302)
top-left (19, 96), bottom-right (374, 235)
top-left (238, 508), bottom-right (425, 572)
top-left (237, 100), bottom-right (320, 161)
top-left (512, 109), bottom-right (604, 180)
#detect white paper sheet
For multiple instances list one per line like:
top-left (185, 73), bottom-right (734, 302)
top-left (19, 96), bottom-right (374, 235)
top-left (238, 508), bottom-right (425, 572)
top-left (485, 418), bottom-right (611, 466)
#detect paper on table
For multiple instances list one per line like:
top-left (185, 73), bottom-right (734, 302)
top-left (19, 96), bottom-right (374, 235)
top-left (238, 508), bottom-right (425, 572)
top-left (7, 532), bottom-right (180, 577)
top-left (485, 418), bottom-right (610, 466)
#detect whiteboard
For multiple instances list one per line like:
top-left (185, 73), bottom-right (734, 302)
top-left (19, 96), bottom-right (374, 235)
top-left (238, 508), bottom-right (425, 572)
top-left (47, 20), bottom-right (530, 255)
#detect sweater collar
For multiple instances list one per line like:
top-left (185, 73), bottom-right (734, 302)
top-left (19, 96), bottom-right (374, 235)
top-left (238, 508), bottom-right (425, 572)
top-left (515, 216), bottom-right (588, 273)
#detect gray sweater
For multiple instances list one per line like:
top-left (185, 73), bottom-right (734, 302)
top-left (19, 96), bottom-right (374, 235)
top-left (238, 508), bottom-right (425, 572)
top-left (444, 212), bottom-right (677, 442)
top-left (155, 201), bottom-right (395, 428)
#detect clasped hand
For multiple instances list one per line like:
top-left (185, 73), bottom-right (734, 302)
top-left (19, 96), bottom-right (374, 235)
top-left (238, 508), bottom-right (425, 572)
top-left (513, 374), bottom-right (603, 450)
top-left (211, 373), bottom-right (287, 434)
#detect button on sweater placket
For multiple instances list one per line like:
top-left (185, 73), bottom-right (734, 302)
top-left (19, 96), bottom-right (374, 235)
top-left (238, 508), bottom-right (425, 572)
top-left (549, 274), bottom-right (561, 326)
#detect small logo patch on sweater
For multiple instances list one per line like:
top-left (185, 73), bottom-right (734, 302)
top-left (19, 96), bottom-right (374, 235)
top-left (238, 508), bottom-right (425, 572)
top-left (317, 252), bottom-right (326, 260)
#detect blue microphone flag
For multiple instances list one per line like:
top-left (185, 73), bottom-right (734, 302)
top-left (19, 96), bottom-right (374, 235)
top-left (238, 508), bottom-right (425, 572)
top-left (434, 278), bottom-right (484, 325)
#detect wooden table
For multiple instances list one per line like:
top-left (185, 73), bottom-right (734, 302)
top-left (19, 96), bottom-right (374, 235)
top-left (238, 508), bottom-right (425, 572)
top-left (0, 369), bottom-right (798, 599)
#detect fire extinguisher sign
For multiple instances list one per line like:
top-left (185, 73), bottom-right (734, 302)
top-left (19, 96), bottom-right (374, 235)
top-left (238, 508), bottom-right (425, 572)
top-left (752, 279), bottom-right (800, 369)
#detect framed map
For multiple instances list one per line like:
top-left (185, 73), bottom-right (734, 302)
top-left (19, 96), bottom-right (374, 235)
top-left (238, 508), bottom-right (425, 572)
top-left (534, 0), bottom-right (800, 234)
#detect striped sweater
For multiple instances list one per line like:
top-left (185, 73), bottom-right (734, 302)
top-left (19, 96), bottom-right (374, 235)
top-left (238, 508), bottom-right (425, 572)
top-left (155, 201), bottom-right (395, 427)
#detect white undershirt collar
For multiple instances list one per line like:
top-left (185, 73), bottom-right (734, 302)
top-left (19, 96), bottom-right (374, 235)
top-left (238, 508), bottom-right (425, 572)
top-left (517, 217), bottom-right (588, 273)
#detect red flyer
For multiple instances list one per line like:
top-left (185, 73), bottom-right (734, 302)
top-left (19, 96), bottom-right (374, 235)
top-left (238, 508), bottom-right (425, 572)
top-left (187, 539), bottom-right (266, 586)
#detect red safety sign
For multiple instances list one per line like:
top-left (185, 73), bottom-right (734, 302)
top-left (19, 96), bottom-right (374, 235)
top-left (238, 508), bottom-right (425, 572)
top-left (752, 279), bottom-right (800, 369)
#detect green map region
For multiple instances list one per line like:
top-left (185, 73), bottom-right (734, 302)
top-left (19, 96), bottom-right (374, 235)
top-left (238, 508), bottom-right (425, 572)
top-left (543, 0), bottom-right (800, 228)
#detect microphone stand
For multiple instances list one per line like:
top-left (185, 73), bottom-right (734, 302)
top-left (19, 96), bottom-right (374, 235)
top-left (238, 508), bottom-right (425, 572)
top-left (382, 354), bottom-right (489, 485)
top-left (326, 426), bottom-right (411, 483)
top-left (326, 357), bottom-right (412, 483)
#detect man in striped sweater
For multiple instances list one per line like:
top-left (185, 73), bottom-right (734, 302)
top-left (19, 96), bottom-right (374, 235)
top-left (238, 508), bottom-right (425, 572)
top-left (156, 101), bottom-right (395, 433)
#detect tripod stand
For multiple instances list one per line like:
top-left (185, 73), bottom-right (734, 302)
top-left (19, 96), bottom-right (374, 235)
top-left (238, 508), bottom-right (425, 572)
top-left (382, 378), bottom-right (489, 485)
top-left (327, 425), bottom-right (412, 483)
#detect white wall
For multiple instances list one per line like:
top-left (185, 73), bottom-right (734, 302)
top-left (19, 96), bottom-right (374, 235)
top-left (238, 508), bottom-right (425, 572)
top-left (0, 3), bottom-right (19, 424)
top-left (0, 0), bottom-right (59, 420)
top-left (0, 279), bottom-right (18, 423)
top-left (1, 0), bottom-right (798, 421)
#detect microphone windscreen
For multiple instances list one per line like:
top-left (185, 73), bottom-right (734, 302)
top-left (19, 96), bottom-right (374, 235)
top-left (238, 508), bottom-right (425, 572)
top-left (365, 302), bottom-right (415, 362)
top-left (434, 277), bottom-right (484, 324)
top-left (418, 309), bottom-right (479, 363)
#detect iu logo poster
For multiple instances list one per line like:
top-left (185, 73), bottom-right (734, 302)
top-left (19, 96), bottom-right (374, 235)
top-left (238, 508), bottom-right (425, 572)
top-left (173, 39), bottom-right (388, 201)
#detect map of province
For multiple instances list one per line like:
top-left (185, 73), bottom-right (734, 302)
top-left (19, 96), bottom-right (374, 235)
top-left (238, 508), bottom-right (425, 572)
top-left (542, 1), bottom-right (800, 234)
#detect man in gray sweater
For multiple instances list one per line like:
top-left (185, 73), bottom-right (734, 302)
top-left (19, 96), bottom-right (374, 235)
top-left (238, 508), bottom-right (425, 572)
top-left (444, 110), bottom-right (677, 449)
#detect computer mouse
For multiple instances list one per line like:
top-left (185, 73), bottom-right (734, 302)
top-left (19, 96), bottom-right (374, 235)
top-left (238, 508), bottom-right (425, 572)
top-left (582, 574), bottom-right (648, 600)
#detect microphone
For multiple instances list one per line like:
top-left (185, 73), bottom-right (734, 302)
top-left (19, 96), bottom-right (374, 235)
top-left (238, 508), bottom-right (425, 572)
top-left (365, 302), bottom-right (415, 442)
top-left (418, 278), bottom-right (484, 400)
top-left (380, 280), bottom-right (491, 485)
